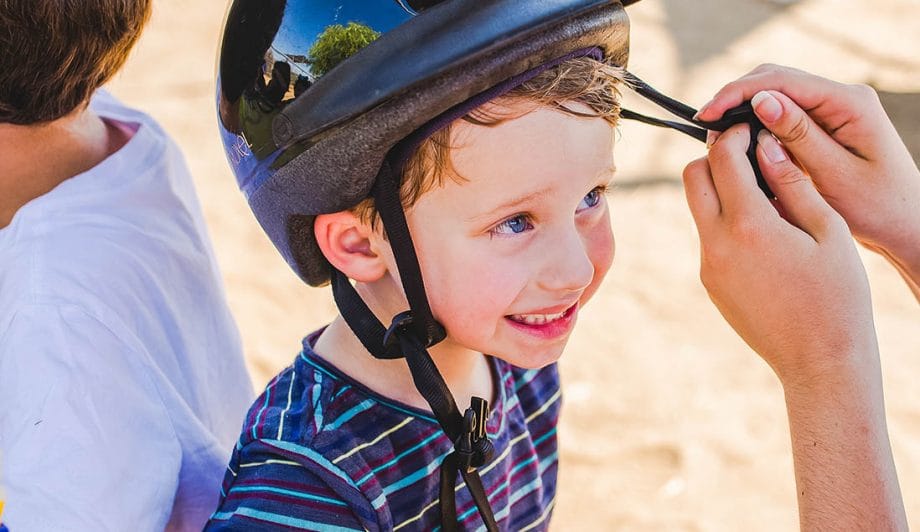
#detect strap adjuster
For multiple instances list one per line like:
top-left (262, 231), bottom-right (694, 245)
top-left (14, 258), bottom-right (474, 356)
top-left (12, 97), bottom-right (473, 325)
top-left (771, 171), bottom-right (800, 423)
top-left (454, 397), bottom-right (494, 473)
top-left (383, 311), bottom-right (416, 350)
top-left (383, 310), bottom-right (448, 351)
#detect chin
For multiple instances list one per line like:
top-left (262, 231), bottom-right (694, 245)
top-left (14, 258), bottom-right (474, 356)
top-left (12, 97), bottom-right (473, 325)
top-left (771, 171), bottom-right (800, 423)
top-left (497, 345), bottom-right (566, 370)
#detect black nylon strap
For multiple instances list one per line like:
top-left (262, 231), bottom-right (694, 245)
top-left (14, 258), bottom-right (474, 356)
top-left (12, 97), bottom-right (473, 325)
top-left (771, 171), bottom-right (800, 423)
top-left (400, 333), bottom-right (464, 441)
top-left (621, 70), bottom-right (774, 198)
top-left (331, 158), bottom-right (498, 531)
top-left (331, 269), bottom-right (403, 359)
top-left (620, 108), bottom-right (706, 142)
top-left (371, 159), bottom-right (447, 347)
top-left (623, 71), bottom-right (700, 123)
top-left (460, 465), bottom-right (499, 529)
top-left (440, 459), bottom-right (460, 532)
top-left (440, 454), bottom-right (499, 531)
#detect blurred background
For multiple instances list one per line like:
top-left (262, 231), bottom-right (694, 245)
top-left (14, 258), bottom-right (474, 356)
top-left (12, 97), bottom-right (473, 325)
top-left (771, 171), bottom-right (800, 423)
top-left (108, 0), bottom-right (920, 529)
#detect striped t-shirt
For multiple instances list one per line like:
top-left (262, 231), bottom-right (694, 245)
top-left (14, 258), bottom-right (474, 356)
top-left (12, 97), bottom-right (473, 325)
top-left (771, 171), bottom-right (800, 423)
top-left (206, 331), bottom-right (561, 531)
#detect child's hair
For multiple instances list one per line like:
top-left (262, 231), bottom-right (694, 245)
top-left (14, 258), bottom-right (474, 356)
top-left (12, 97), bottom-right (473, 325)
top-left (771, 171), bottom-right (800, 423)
top-left (0, 0), bottom-right (152, 125)
top-left (353, 56), bottom-right (624, 227)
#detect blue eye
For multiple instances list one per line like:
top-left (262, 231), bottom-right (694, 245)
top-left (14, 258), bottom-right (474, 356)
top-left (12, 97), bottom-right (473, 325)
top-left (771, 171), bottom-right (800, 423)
top-left (491, 214), bottom-right (533, 236)
top-left (577, 187), bottom-right (604, 212)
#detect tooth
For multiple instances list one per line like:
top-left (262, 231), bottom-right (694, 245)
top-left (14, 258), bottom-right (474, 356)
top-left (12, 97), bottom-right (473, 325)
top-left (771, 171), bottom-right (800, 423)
top-left (510, 311), bottom-right (568, 325)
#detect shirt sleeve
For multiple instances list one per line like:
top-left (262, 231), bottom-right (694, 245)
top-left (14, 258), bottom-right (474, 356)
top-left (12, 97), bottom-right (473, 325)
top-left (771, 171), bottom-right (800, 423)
top-left (0, 304), bottom-right (181, 532)
top-left (205, 442), bottom-right (370, 532)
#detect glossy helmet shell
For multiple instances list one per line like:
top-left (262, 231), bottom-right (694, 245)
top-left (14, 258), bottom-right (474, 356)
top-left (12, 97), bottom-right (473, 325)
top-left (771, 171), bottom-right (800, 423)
top-left (216, 0), bottom-right (636, 286)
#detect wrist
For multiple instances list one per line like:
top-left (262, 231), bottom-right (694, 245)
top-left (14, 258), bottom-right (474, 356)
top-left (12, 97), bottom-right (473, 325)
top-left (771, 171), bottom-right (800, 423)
top-left (775, 341), bottom-right (882, 400)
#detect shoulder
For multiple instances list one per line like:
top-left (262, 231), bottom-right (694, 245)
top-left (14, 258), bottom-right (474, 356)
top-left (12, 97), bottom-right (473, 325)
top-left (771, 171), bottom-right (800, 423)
top-left (236, 350), bottom-right (395, 456)
top-left (0, 303), bottom-right (177, 430)
top-left (0, 91), bottom-right (219, 314)
top-left (0, 219), bottom-right (239, 368)
top-left (216, 354), bottom-right (382, 530)
top-left (1, 302), bottom-right (154, 379)
top-left (0, 304), bottom-right (183, 530)
top-left (223, 346), bottom-right (448, 530)
top-left (207, 447), bottom-right (372, 531)
top-left (0, 115), bottom-right (234, 350)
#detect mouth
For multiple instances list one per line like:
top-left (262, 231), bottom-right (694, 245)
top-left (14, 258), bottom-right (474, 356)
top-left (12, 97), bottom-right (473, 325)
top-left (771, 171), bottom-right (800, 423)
top-left (507, 308), bottom-right (569, 325)
top-left (505, 302), bottom-right (579, 339)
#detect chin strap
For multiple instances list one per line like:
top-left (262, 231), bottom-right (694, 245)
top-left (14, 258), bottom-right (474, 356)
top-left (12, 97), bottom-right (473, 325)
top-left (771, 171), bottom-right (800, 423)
top-left (620, 70), bottom-right (775, 199)
top-left (331, 157), bottom-right (498, 532)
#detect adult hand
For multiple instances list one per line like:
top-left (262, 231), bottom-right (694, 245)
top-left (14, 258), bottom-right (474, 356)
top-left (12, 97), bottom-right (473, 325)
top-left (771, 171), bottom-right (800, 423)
top-left (683, 124), bottom-right (906, 530)
top-left (697, 64), bottom-right (920, 297)
top-left (685, 123), bottom-right (875, 383)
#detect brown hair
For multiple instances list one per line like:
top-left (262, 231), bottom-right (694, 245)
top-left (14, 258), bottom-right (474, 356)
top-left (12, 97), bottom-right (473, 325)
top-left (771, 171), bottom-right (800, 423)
top-left (0, 0), bottom-right (152, 125)
top-left (353, 56), bottom-right (624, 227)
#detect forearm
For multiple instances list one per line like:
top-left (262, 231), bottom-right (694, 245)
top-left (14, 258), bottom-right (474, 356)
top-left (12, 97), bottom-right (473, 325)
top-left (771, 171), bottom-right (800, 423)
top-left (783, 357), bottom-right (906, 531)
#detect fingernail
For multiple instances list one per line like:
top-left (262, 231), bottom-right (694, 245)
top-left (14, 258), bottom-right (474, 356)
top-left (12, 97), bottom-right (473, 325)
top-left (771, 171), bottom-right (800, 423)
top-left (752, 91), bottom-right (782, 123)
top-left (757, 129), bottom-right (787, 163)
top-left (693, 99), bottom-right (713, 120)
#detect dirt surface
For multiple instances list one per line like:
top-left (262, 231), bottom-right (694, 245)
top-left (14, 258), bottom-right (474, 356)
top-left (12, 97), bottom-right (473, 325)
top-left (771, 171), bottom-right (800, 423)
top-left (108, 0), bottom-right (920, 529)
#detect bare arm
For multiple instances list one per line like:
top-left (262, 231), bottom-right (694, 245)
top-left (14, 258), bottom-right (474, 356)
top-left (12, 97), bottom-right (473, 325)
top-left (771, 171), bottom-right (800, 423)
top-left (783, 366), bottom-right (903, 531)
top-left (682, 124), bottom-right (907, 529)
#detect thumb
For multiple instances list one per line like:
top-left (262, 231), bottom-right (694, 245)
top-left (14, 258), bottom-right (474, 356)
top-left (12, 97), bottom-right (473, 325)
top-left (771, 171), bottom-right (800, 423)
top-left (756, 130), bottom-right (840, 240)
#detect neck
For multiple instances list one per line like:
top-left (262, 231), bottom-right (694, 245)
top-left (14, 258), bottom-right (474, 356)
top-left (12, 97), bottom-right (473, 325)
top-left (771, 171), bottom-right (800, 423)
top-left (314, 313), bottom-right (494, 414)
top-left (0, 105), bottom-right (132, 228)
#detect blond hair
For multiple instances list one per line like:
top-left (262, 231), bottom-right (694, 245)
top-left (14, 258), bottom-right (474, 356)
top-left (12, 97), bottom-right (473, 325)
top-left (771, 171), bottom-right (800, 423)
top-left (354, 56), bottom-right (623, 226)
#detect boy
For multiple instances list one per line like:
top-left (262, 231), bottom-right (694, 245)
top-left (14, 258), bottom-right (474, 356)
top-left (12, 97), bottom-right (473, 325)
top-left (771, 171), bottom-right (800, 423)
top-left (0, 1), bottom-right (252, 529)
top-left (210, 0), bottom-right (907, 529)
top-left (208, 1), bottom-right (627, 529)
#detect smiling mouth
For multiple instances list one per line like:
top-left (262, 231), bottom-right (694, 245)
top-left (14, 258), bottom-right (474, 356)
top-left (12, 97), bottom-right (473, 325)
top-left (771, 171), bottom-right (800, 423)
top-left (507, 304), bottom-right (577, 325)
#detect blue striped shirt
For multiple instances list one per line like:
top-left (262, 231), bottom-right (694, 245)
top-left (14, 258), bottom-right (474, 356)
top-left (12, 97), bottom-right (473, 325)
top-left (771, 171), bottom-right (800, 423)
top-left (206, 331), bottom-right (561, 531)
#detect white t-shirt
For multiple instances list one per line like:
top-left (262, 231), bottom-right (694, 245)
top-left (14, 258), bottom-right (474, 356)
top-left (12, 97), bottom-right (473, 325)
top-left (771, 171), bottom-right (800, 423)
top-left (0, 92), bottom-right (254, 531)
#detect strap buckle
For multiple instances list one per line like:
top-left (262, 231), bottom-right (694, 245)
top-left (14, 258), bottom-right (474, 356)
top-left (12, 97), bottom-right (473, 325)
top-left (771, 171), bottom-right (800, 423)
top-left (455, 396), bottom-right (494, 473)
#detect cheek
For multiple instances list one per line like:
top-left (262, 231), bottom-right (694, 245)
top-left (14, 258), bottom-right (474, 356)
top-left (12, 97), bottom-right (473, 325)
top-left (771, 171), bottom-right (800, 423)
top-left (594, 223), bottom-right (615, 276)
top-left (427, 254), bottom-right (521, 326)
top-left (582, 218), bottom-right (615, 303)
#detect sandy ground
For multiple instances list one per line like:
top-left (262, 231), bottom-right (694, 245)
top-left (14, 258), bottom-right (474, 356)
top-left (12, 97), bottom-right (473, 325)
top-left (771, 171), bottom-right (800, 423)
top-left (108, 0), bottom-right (920, 529)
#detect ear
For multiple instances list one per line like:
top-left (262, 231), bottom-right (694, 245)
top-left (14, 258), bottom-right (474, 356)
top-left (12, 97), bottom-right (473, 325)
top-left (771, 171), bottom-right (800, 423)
top-left (314, 211), bottom-right (388, 283)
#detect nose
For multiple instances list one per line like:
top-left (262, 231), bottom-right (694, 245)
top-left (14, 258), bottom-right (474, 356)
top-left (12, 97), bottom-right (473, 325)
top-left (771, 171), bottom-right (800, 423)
top-left (536, 225), bottom-right (595, 294)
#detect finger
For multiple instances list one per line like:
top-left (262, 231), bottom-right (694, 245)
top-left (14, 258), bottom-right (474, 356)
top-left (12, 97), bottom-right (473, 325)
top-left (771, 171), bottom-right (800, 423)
top-left (682, 157), bottom-right (721, 233)
top-left (750, 90), bottom-right (858, 186)
top-left (694, 66), bottom-right (882, 149)
top-left (755, 129), bottom-right (841, 241)
top-left (696, 65), bottom-right (843, 124)
top-left (707, 124), bottom-right (771, 219)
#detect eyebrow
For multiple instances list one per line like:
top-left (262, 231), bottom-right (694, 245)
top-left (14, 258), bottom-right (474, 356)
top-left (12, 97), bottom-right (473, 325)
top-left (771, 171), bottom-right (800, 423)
top-left (467, 188), bottom-right (550, 223)
top-left (467, 164), bottom-right (617, 223)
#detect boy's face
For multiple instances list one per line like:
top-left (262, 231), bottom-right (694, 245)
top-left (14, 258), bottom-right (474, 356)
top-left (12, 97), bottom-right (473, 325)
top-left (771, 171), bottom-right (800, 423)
top-left (378, 103), bottom-right (616, 369)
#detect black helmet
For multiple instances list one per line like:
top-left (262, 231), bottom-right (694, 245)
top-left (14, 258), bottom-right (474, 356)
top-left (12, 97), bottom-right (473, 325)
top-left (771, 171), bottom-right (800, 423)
top-left (217, 0), bottom-right (642, 287)
top-left (215, 0), bottom-right (762, 529)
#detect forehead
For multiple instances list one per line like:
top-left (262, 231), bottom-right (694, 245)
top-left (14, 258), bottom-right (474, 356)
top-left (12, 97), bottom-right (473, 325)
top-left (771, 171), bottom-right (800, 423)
top-left (451, 104), bottom-right (615, 181)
